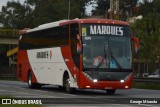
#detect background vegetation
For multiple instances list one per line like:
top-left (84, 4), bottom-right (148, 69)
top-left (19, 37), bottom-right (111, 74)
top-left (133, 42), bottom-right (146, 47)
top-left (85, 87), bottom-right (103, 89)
top-left (0, 0), bottom-right (90, 28)
top-left (131, 0), bottom-right (160, 72)
top-left (0, 0), bottom-right (159, 74)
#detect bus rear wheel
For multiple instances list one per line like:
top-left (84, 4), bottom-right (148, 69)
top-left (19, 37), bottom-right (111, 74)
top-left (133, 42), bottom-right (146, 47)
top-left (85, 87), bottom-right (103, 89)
top-left (64, 74), bottom-right (76, 94)
top-left (106, 89), bottom-right (116, 95)
top-left (28, 72), bottom-right (41, 89)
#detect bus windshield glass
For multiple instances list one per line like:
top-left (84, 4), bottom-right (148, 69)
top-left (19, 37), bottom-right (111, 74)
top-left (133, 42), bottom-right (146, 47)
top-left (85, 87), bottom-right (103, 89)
top-left (82, 24), bottom-right (132, 70)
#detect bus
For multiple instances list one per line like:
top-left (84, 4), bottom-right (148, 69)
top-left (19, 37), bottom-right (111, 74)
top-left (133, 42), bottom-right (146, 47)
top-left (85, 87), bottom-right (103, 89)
top-left (17, 19), bottom-right (139, 94)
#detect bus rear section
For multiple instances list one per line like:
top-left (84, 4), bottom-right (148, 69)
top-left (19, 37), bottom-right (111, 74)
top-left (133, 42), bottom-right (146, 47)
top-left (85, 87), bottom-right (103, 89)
top-left (17, 19), bottom-right (134, 95)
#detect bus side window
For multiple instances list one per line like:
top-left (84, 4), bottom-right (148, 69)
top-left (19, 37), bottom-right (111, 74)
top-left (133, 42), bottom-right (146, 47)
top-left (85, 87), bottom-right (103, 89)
top-left (70, 23), bottom-right (79, 68)
top-left (61, 25), bottom-right (69, 46)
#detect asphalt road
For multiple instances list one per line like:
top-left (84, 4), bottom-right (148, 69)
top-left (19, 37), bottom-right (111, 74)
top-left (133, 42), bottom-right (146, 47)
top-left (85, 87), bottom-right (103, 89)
top-left (0, 80), bottom-right (160, 107)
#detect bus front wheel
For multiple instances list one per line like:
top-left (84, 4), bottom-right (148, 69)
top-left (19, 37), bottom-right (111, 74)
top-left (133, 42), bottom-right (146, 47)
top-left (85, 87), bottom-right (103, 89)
top-left (106, 89), bottom-right (116, 95)
top-left (64, 74), bottom-right (76, 94)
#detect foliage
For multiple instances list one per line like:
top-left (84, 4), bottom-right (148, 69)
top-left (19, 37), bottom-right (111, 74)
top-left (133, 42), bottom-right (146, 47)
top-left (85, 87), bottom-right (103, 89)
top-left (0, 0), bottom-right (33, 29)
top-left (131, 13), bottom-right (160, 71)
top-left (26, 0), bottom-right (88, 27)
top-left (0, 0), bottom-right (90, 29)
top-left (91, 0), bottom-right (110, 16)
top-left (91, 0), bottom-right (138, 19)
top-left (139, 0), bottom-right (160, 17)
top-left (133, 82), bottom-right (160, 90)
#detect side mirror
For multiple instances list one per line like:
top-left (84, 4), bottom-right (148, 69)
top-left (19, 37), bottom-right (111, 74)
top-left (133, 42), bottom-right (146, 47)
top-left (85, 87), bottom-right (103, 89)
top-left (131, 37), bottom-right (140, 53)
top-left (77, 35), bottom-right (82, 54)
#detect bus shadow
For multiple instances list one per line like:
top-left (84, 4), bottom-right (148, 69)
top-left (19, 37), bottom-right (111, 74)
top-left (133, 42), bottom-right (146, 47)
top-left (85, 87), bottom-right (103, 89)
top-left (31, 85), bottom-right (124, 96)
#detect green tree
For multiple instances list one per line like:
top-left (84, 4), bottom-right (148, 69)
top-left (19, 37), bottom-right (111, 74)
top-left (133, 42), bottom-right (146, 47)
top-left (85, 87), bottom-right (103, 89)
top-left (0, 0), bottom-right (91, 28)
top-left (26, 0), bottom-right (90, 27)
top-left (132, 13), bottom-right (160, 72)
top-left (91, 0), bottom-right (138, 19)
top-left (0, 0), bottom-right (33, 29)
top-left (139, 0), bottom-right (154, 16)
top-left (120, 0), bottom-right (138, 16)
top-left (91, 0), bottom-right (110, 16)
top-left (139, 0), bottom-right (160, 16)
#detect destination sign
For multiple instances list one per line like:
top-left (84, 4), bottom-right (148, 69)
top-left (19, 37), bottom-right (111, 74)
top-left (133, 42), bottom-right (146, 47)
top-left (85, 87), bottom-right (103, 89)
top-left (90, 25), bottom-right (123, 36)
top-left (82, 24), bottom-right (129, 37)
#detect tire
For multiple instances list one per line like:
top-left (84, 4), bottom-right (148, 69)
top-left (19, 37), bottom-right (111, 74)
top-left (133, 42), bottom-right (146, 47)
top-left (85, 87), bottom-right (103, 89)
top-left (58, 86), bottom-right (64, 90)
top-left (28, 72), bottom-right (41, 89)
top-left (64, 74), bottom-right (76, 94)
top-left (35, 83), bottom-right (42, 89)
top-left (28, 72), bottom-right (33, 88)
top-left (106, 89), bottom-right (116, 95)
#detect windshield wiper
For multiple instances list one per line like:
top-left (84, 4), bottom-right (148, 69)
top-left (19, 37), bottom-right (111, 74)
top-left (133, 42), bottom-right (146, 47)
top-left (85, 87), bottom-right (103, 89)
top-left (110, 52), bottom-right (122, 69)
top-left (104, 45), bottom-right (123, 69)
top-left (104, 45), bottom-right (108, 67)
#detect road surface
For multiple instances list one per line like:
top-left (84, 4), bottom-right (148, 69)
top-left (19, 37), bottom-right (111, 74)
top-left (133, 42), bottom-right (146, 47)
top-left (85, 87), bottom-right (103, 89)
top-left (0, 80), bottom-right (159, 107)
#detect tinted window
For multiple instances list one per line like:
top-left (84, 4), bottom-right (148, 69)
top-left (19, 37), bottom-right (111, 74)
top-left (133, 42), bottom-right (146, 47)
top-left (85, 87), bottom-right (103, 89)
top-left (70, 23), bottom-right (79, 68)
top-left (19, 25), bottom-right (69, 50)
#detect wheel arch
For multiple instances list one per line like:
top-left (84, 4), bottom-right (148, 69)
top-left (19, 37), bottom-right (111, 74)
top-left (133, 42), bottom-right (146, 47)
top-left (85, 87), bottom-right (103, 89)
top-left (63, 70), bottom-right (69, 86)
top-left (27, 69), bottom-right (37, 84)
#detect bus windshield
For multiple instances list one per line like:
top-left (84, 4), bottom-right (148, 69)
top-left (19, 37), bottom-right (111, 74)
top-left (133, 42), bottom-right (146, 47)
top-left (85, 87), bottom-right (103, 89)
top-left (82, 24), bottom-right (132, 70)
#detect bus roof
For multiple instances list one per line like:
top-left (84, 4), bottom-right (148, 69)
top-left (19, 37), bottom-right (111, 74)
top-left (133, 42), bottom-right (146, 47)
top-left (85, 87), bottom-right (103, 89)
top-left (64, 18), bottom-right (129, 26)
top-left (21, 19), bottom-right (129, 34)
top-left (27, 20), bottom-right (68, 33)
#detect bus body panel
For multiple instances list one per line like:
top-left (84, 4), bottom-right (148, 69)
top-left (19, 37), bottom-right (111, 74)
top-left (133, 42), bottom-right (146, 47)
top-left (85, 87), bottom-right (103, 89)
top-left (17, 50), bottom-right (37, 83)
top-left (61, 46), bottom-right (80, 87)
top-left (26, 47), bottom-right (70, 86)
top-left (17, 47), bottom-right (77, 88)
top-left (79, 71), bottom-right (132, 89)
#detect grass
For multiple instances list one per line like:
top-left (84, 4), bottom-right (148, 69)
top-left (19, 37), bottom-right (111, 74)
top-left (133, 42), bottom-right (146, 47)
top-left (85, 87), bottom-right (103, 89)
top-left (132, 82), bottom-right (160, 90)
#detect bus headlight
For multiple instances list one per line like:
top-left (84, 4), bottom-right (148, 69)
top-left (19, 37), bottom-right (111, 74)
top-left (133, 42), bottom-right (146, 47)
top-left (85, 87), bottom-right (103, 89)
top-left (120, 80), bottom-right (124, 83)
top-left (93, 79), bottom-right (98, 83)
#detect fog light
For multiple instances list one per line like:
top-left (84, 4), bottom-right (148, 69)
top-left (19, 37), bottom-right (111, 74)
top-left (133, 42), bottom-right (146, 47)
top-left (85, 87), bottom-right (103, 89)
top-left (125, 86), bottom-right (129, 88)
top-left (86, 86), bottom-right (90, 88)
top-left (120, 80), bottom-right (124, 83)
top-left (93, 79), bottom-right (97, 83)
